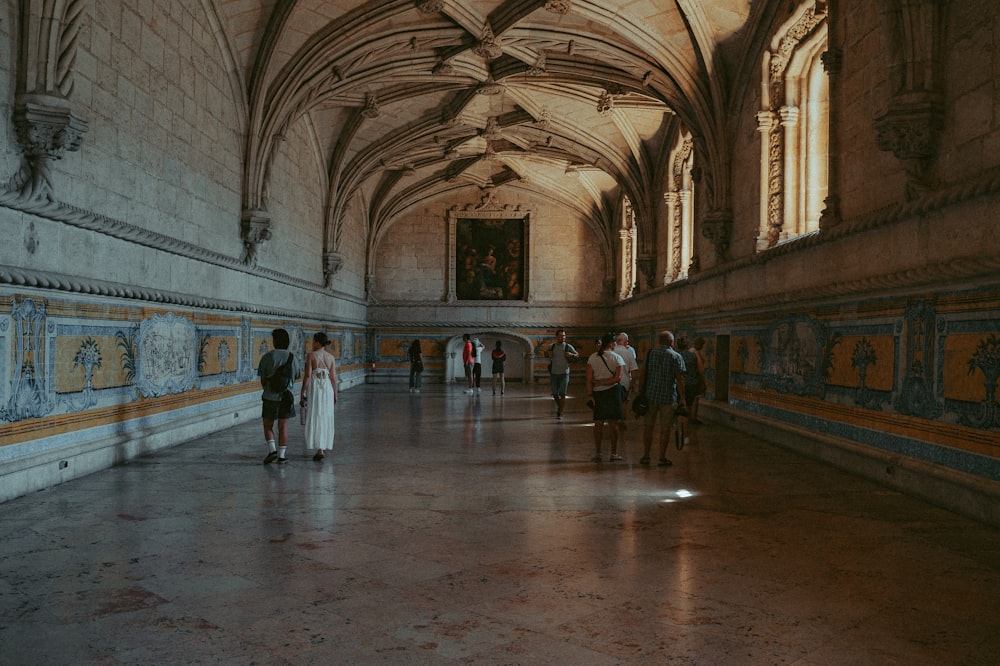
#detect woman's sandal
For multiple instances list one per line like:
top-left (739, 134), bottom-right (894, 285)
top-left (313, 451), bottom-right (324, 461)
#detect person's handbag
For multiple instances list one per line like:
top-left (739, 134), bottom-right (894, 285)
top-left (631, 394), bottom-right (649, 416)
top-left (299, 395), bottom-right (307, 425)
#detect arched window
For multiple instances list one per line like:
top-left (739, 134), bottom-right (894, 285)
top-left (663, 131), bottom-right (695, 283)
top-left (757, 2), bottom-right (829, 250)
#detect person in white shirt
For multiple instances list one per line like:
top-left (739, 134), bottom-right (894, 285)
top-left (471, 337), bottom-right (485, 392)
top-left (586, 332), bottom-right (626, 461)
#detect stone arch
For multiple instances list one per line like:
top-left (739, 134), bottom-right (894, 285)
top-left (444, 331), bottom-right (537, 384)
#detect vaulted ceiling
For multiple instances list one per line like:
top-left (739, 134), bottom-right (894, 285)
top-left (219, 0), bottom-right (763, 255)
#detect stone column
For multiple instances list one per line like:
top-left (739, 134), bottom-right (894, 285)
top-left (662, 191), bottom-right (678, 283)
top-left (779, 105), bottom-right (800, 239)
top-left (755, 111), bottom-right (777, 252)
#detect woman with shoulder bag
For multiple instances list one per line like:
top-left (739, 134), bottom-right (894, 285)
top-left (585, 332), bottom-right (626, 462)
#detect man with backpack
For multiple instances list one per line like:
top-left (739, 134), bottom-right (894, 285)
top-left (258, 328), bottom-right (300, 464)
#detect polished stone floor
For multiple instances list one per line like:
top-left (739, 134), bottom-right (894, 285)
top-left (2, 383), bottom-right (1000, 665)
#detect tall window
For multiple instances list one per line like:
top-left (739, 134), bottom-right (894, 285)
top-left (663, 130), bottom-right (695, 283)
top-left (757, 2), bottom-right (829, 250)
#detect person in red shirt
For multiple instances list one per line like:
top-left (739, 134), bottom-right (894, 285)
top-left (462, 334), bottom-right (475, 394)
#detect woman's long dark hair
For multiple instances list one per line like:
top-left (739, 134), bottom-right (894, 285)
top-left (598, 332), bottom-right (615, 354)
top-left (313, 331), bottom-right (329, 347)
top-left (408, 339), bottom-right (421, 355)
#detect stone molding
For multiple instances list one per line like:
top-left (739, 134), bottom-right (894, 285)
top-left (0, 264), bottom-right (366, 323)
top-left (0, 194), bottom-right (348, 300)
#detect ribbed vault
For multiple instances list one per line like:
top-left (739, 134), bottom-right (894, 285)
top-left (217, 0), bottom-right (759, 279)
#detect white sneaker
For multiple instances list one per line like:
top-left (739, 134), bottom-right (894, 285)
top-left (476, 388), bottom-right (481, 393)
top-left (464, 388), bottom-right (474, 394)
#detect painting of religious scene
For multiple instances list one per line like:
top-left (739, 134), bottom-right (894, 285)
top-left (455, 217), bottom-right (525, 300)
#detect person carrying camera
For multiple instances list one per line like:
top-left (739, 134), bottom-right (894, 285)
top-left (635, 330), bottom-right (687, 467)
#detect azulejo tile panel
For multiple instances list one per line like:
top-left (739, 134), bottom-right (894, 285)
top-left (710, 289), bottom-right (1000, 480)
top-left (0, 291), bottom-right (360, 456)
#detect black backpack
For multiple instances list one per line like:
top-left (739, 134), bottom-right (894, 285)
top-left (266, 354), bottom-right (293, 393)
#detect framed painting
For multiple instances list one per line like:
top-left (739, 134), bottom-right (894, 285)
top-left (447, 206), bottom-right (530, 302)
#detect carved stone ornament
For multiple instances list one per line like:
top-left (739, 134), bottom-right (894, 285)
top-left (483, 116), bottom-right (503, 140)
top-left (875, 94), bottom-right (944, 199)
top-left (416, 0), bottom-right (444, 13)
top-left (10, 97), bottom-right (89, 201)
top-left (241, 211), bottom-right (272, 266)
top-left (528, 53), bottom-right (547, 76)
top-left (14, 99), bottom-right (88, 160)
top-left (472, 24), bottom-right (503, 61)
top-left (476, 78), bottom-right (504, 96)
top-left (544, 0), bottom-right (572, 14)
top-left (323, 251), bottom-right (343, 288)
top-left (875, 101), bottom-right (943, 162)
top-left (597, 91), bottom-right (614, 116)
top-left (701, 210), bottom-right (732, 258)
top-left (361, 93), bottom-right (382, 119)
top-left (637, 257), bottom-right (657, 292)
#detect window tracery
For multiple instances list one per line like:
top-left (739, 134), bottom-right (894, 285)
top-left (663, 132), bottom-right (695, 284)
top-left (757, 2), bottom-right (829, 251)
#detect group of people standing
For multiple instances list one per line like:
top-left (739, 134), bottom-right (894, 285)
top-left (257, 328), bottom-right (338, 465)
top-left (457, 334), bottom-right (508, 395)
top-left (549, 328), bottom-right (706, 465)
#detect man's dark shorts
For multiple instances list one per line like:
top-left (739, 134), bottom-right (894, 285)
top-left (262, 394), bottom-right (295, 421)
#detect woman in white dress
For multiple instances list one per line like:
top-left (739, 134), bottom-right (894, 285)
top-left (300, 332), bottom-right (338, 461)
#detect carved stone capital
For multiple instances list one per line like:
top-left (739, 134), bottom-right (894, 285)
top-left (701, 210), bottom-right (732, 258)
top-left (778, 105), bottom-right (799, 126)
top-left (241, 211), bottom-right (272, 266)
top-left (545, 0), bottom-right (572, 14)
top-left (756, 111), bottom-right (777, 132)
top-left (13, 97), bottom-right (88, 160)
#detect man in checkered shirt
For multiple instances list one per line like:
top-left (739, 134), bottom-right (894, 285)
top-left (637, 330), bottom-right (687, 467)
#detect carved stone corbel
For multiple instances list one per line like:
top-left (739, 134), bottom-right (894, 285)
top-left (241, 211), bottom-right (272, 266)
top-left (701, 210), bottom-right (732, 258)
top-left (875, 93), bottom-right (944, 200)
top-left (636, 256), bottom-right (657, 293)
top-left (11, 96), bottom-right (88, 202)
top-left (323, 251), bottom-right (343, 289)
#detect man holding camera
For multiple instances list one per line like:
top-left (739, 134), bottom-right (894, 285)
top-left (635, 330), bottom-right (687, 467)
